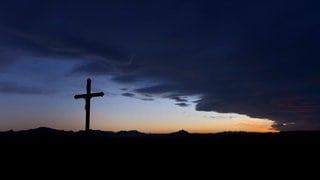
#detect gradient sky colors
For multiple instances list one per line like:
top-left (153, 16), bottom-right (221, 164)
top-left (0, 0), bottom-right (319, 133)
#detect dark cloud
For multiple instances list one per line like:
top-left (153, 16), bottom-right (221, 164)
top-left (0, 1), bottom-right (133, 73)
top-left (122, 93), bottom-right (135, 98)
top-left (0, 26), bottom-right (131, 63)
top-left (0, 81), bottom-right (53, 95)
top-left (140, 98), bottom-right (154, 101)
top-left (1, 0), bottom-right (320, 130)
top-left (122, 92), bottom-right (154, 101)
top-left (143, 94), bottom-right (154, 98)
top-left (112, 74), bottom-right (141, 84)
top-left (0, 48), bottom-right (17, 69)
top-left (168, 95), bottom-right (188, 103)
top-left (135, 84), bottom-right (181, 95)
top-left (71, 62), bottom-right (115, 75)
top-left (175, 103), bottom-right (189, 107)
top-left (166, 95), bottom-right (191, 108)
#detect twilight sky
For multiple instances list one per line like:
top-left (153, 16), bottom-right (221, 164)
top-left (0, 0), bottom-right (319, 133)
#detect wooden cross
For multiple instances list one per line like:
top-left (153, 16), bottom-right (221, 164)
top-left (74, 78), bottom-right (104, 132)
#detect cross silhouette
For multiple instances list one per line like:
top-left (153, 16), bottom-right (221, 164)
top-left (74, 78), bottom-right (104, 132)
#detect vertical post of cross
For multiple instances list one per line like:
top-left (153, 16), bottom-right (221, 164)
top-left (85, 78), bottom-right (91, 132)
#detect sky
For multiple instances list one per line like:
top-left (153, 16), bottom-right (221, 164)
top-left (0, 0), bottom-right (319, 133)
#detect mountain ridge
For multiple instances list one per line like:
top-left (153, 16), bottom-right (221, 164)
top-left (3, 126), bottom-right (320, 135)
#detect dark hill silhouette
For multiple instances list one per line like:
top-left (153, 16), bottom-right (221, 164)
top-left (2, 127), bottom-right (320, 172)
top-left (169, 129), bottom-right (189, 136)
top-left (1, 127), bottom-right (320, 146)
top-left (21, 127), bottom-right (68, 134)
top-left (116, 130), bottom-right (146, 137)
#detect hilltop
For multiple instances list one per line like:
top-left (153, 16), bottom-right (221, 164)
top-left (1, 127), bottom-right (320, 168)
top-left (1, 127), bottom-right (320, 146)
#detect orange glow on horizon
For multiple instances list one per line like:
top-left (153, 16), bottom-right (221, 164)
top-left (91, 114), bottom-right (278, 134)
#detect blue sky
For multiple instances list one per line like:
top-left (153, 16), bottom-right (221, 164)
top-left (0, 0), bottom-right (319, 132)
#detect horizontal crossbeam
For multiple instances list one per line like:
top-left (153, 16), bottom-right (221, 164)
top-left (74, 92), bottom-right (104, 99)
top-left (90, 92), bottom-right (104, 98)
top-left (74, 94), bottom-right (86, 99)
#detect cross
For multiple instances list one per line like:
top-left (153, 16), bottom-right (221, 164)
top-left (74, 78), bottom-right (104, 132)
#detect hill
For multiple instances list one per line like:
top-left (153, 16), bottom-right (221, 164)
top-left (1, 127), bottom-right (320, 172)
top-left (1, 127), bottom-right (320, 146)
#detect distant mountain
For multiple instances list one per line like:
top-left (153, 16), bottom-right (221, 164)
top-left (170, 129), bottom-right (189, 136)
top-left (24, 127), bottom-right (67, 134)
top-left (116, 130), bottom-right (146, 137)
top-left (1, 127), bottom-right (320, 146)
top-left (1, 127), bottom-right (147, 138)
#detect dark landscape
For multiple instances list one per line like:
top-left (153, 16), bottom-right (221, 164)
top-left (2, 127), bottom-right (320, 148)
top-left (2, 127), bottom-right (320, 175)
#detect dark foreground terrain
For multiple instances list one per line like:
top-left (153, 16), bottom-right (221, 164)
top-left (2, 127), bottom-right (320, 146)
top-left (2, 127), bottom-right (320, 145)
top-left (1, 127), bottom-right (320, 176)
top-left (1, 127), bottom-right (320, 152)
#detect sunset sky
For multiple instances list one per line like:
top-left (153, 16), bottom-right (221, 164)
top-left (0, 0), bottom-right (319, 133)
